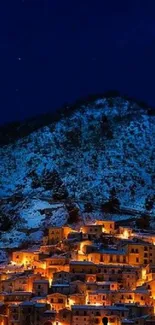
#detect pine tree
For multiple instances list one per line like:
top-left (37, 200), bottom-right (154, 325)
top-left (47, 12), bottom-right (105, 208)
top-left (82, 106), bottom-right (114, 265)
top-left (101, 187), bottom-right (120, 213)
top-left (42, 169), bottom-right (68, 200)
top-left (84, 202), bottom-right (93, 213)
top-left (66, 202), bottom-right (79, 224)
top-left (136, 214), bottom-right (150, 230)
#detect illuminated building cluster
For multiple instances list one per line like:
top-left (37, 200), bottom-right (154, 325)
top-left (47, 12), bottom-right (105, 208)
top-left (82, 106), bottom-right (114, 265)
top-left (0, 220), bottom-right (155, 325)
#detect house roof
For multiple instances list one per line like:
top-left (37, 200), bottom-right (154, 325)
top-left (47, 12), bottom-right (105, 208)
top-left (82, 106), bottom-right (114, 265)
top-left (70, 261), bottom-right (95, 265)
top-left (6, 291), bottom-right (32, 296)
top-left (47, 292), bottom-right (67, 297)
top-left (44, 310), bottom-right (56, 314)
top-left (122, 320), bottom-right (134, 324)
top-left (35, 303), bottom-right (47, 308)
top-left (34, 280), bottom-right (49, 284)
top-left (51, 284), bottom-right (70, 287)
top-left (88, 290), bottom-right (111, 294)
top-left (44, 255), bottom-right (66, 259)
top-left (72, 304), bottom-right (129, 311)
top-left (96, 249), bottom-right (126, 255)
top-left (54, 270), bottom-right (69, 274)
top-left (20, 301), bottom-right (34, 306)
top-left (97, 264), bottom-right (137, 269)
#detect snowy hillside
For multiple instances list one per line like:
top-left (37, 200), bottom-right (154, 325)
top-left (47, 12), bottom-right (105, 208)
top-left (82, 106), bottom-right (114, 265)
top-left (0, 96), bottom-right (154, 248)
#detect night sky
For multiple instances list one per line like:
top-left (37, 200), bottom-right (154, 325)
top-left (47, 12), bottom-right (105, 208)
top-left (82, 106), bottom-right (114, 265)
top-left (1, 0), bottom-right (155, 125)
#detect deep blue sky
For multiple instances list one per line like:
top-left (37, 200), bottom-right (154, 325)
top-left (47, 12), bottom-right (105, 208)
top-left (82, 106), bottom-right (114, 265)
top-left (0, 0), bottom-right (155, 124)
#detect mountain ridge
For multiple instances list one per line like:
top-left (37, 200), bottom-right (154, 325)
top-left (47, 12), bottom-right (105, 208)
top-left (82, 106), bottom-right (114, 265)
top-left (0, 91), bottom-right (154, 146)
top-left (0, 95), bottom-right (154, 248)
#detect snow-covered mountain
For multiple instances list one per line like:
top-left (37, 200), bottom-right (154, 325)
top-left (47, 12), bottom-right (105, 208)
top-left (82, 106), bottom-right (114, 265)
top-left (0, 96), bottom-right (154, 248)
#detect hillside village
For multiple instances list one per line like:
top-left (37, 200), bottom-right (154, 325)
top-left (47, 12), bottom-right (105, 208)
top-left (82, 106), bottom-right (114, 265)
top-left (0, 219), bottom-right (155, 325)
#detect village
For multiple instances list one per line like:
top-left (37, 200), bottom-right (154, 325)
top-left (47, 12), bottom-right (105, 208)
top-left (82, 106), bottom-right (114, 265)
top-left (0, 219), bottom-right (155, 325)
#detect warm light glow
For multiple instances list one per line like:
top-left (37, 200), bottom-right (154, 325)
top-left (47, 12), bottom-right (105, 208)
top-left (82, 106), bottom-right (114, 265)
top-left (79, 241), bottom-right (85, 253)
top-left (123, 229), bottom-right (129, 239)
top-left (49, 278), bottom-right (53, 286)
top-left (3, 220), bottom-right (154, 323)
top-left (69, 298), bottom-right (75, 307)
top-left (142, 268), bottom-right (146, 280)
top-left (78, 254), bottom-right (86, 261)
top-left (22, 258), bottom-right (28, 266)
top-left (41, 262), bottom-right (46, 270)
top-left (10, 261), bottom-right (17, 266)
